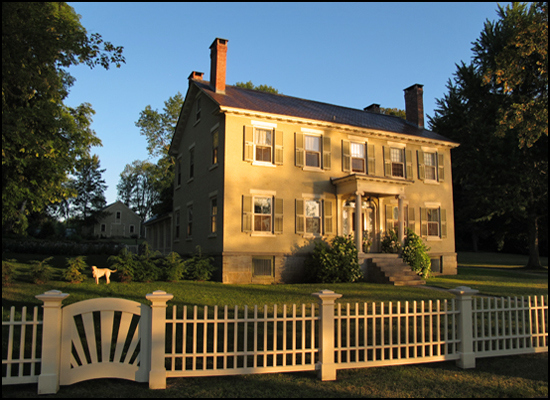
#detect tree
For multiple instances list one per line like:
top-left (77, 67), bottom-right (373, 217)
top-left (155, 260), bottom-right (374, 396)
top-left (235, 81), bottom-right (280, 94)
top-left (2, 2), bottom-right (124, 234)
top-left (429, 3), bottom-right (548, 268)
top-left (71, 155), bottom-right (108, 225)
top-left (117, 160), bottom-right (159, 222)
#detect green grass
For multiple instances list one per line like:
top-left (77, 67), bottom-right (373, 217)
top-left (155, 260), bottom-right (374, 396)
top-left (2, 251), bottom-right (548, 398)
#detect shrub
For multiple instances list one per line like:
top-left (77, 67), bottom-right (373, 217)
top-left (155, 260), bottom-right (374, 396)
top-left (2, 260), bottom-right (16, 287)
top-left (402, 228), bottom-right (432, 279)
top-left (108, 247), bottom-right (138, 283)
top-left (30, 257), bottom-right (55, 284)
top-left (381, 229), bottom-right (401, 254)
top-left (183, 246), bottom-right (215, 281)
top-left (305, 236), bottom-right (362, 283)
top-left (134, 242), bottom-right (161, 282)
top-left (161, 252), bottom-right (187, 282)
top-left (63, 256), bottom-right (87, 283)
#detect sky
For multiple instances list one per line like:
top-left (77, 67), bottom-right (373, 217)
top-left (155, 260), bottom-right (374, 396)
top-left (65, 2), bottom-right (502, 205)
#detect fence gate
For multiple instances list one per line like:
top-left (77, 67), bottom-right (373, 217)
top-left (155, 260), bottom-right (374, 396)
top-left (59, 298), bottom-right (151, 386)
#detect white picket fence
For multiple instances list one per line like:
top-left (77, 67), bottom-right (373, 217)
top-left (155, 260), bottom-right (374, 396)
top-left (2, 287), bottom-right (548, 394)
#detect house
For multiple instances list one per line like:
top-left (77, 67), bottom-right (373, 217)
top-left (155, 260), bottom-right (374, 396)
top-left (93, 201), bottom-right (141, 239)
top-left (167, 38), bottom-right (459, 284)
top-left (143, 213), bottom-right (172, 255)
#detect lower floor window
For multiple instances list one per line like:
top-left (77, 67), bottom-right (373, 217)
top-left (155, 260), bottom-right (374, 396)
top-left (254, 197), bottom-right (272, 232)
top-left (252, 256), bottom-right (273, 276)
top-left (427, 208), bottom-right (440, 237)
top-left (305, 200), bottom-right (321, 234)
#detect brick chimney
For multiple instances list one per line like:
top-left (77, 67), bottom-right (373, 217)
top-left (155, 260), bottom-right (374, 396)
top-left (403, 84), bottom-right (424, 129)
top-left (364, 103), bottom-right (380, 114)
top-left (188, 71), bottom-right (204, 80)
top-left (209, 38), bottom-right (228, 94)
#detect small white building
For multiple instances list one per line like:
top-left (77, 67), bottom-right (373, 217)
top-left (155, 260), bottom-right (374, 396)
top-left (93, 201), bottom-right (141, 238)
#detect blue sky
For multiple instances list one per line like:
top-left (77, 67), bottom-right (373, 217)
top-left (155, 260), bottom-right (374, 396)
top-left (65, 2), bottom-right (501, 205)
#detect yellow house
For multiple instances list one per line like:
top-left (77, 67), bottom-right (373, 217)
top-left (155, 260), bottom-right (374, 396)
top-left (93, 201), bottom-right (141, 239)
top-left (168, 38), bottom-right (459, 284)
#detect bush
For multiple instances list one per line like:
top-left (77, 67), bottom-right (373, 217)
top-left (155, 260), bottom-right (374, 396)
top-left (134, 242), bottom-right (161, 282)
top-left (2, 259), bottom-right (16, 287)
top-left (108, 247), bottom-right (138, 283)
top-left (305, 236), bottom-right (362, 283)
top-left (381, 229), bottom-right (401, 254)
top-left (30, 257), bottom-right (55, 284)
top-left (402, 228), bottom-right (432, 279)
top-left (63, 256), bottom-right (87, 283)
top-left (161, 252), bottom-right (187, 282)
top-left (183, 246), bottom-right (215, 281)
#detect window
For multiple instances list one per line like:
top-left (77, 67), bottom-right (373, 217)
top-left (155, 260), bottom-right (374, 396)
top-left (305, 200), bottom-right (321, 234)
top-left (252, 257), bottom-right (273, 277)
top-left (421, 206), bottom-right (447, 239)
top-left (187, 205), bottom-right (193, 238)
top-left (427, 208), bottom-right (440, 237)
top-left (351, 142), bottom-right (366, 173)
top-left (210, 197), bottom-right (218, 234)
top-left (129, 225), bottom-right (135, 234)
top-left (296, 199), bottom-right (334, 235)
top-left (175, 211), bottom-right (180, 239)
top-left (254, 128), bottom-right (272, 163)
top-left (424, 152), bottom-right (437, 181)
top-left (253, 197), bottom-right (272, 232)
top-left (101, 224), bottom-right (106, 232)
top-left (189, 147), bottom-right (195, 179)
top-left (196, 97), bottom-right (201, 122)
top-left (305, 135), bottom-right (321, 168)
top-left (177, 158), bottom-right (182, 186)
top-left (390, 148), bottom-right (405, 177)
top-left (212, 130), bottom-right (219, 165)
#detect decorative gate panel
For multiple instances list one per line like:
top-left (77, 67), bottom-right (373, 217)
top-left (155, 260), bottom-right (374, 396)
top-left (59, 298), bottom-right (150, 386)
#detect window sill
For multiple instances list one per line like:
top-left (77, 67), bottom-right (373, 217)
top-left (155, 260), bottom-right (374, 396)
top-left (303, 166), bottom-right (325, 173)
top-left (252, 161), bottom-right (277, 168)
top-left (250, 232), bottom-right (276, 237)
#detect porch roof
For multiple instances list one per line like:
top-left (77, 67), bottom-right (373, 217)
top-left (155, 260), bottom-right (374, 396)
top-left (330, 174), bottom-right (413, 197)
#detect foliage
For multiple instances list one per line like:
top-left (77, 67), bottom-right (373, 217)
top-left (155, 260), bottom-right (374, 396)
top-left (117, 160), bottom-right (161, 221)
top-left (2, 260), bottom-right (16, 287)
top-left (63, 256), bottom-right (88, 283)
top-left (183, 246), bottom-right (215, 281)
top-left (305, 236), bottom-right (362, 283)
top-left (429, 2), bottom-right (548, 268)
top-left (380, 107), bottom-right (406, 119)
top-left (381, 229), bottom-right (401, 254)
top-left (402, 229), bottom-right (432, 279)
top-left (134, 242), bottom-right (161, 282)
top-left (2, 2), bottom-right (124, 234)
top-left (161, 252), bottom-right (187, 282)
top-left (108, 247), bottom-right (138, 283)
top-left (235, 81), bottom-right (280, 94)
top-left (30, 257), bottom-right (55, 284)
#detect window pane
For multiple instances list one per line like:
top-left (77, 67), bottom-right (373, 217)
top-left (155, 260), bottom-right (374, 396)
top-left (351, 142), bottom-right (365, 158)
top-left (352, 158), bottom-right (365, 172)
top-left (392, 163), bottom-right (404, 177)
top-left (254, 215), bottom-right (271, 231)
top-left (390, 148), bottom-right (403, 162)
top-left (255, 128), bottom-right (272, 146)
top-left (305, 200), bottom-right (320, 217)
top-left (254, 197), bottom-right (272, 214)
top-left (305, 136), bottom-right (320, 151)
top-left (306, 152), bottom-right (320, 167)
top-left (306, 217), bottom-right (320, 234)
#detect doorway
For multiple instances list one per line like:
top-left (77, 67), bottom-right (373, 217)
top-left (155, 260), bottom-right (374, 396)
top-left (342, 198), bottom-right (377, 252)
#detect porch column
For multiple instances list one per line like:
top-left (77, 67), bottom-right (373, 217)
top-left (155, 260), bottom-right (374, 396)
top-left (355, 191), bottom-right (363, 254)
top-left (397, 194), bottom-right (405, 248)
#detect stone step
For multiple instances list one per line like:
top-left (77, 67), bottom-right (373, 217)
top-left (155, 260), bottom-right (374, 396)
top-left (367, 255), bottom-right (425, 286)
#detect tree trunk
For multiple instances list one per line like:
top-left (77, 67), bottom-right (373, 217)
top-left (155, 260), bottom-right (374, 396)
top-left (526, 213), bottom-right (542, 269)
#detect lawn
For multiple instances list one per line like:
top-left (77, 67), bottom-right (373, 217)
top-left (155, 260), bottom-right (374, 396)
top-left (2, 251), bottom-right (548, 398)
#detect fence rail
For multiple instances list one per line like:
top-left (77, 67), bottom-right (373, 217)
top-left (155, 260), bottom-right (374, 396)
top-left (2, 287), bottom-right (548, 394)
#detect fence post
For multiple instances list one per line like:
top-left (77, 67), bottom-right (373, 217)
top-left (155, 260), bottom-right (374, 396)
top-left (312, 289), bottom-right (342, 381)
top-left (450, 286), bottom-right (479, 369)
top-left (35, 290), bottom-right (70, 395)
top-left (146, 290), bottom-right (173, 389)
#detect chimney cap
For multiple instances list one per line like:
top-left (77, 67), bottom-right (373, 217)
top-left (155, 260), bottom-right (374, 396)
top-left (210, 37), bottom-right (228, 48)
top-left (404, 83), bottom-right (424, 92)
top-left (188, 71), bottom-right (204, 80)
top-left (364, 103), bottom-right (381, 113)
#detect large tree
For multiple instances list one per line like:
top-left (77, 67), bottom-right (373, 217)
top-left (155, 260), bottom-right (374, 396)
top-left (430, 2), bottom-right (548, 268)
top-left (2, 2), bottom-right (124, 233)
top-left (117, 160), bottom-right (159, 222)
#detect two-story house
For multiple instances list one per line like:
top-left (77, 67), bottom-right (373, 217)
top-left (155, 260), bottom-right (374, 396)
top-left (93, 201), bottom-right (141, 239)
top-left (168, 38), bottom-right (459, 284)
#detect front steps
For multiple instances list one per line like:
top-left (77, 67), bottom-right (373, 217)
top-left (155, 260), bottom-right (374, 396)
top-left (365, 254), bottom-right (425, 286)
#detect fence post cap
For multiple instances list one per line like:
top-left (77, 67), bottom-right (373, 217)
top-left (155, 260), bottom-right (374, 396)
top-left (146, 290), bottom-right (174, 303)
top-left (312, 289), bottom-right (343, 300)
top-left (35, 290), bottom-right (70, 301)
top-left (449, 286), bottom-right (479, 296)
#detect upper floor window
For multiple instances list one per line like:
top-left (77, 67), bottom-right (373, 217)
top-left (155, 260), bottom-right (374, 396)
top-left (418, 150), bottom-right (445, 183)
top-left (351, 142), bottom-right (366, 173)
top-left (244, 125), bottom-right (283, 166)
top-left (196, 97), bottom-right (201, 122)
top-left (423, 152), bottom-right (437, 181)
top-left (305, 136), bottom-right (321, 168)
top-left (390, 148), bottom-right (405, 177)
top-left (384, 145), bottom-right (412, 179)
top-left (212, 130), bottom-right (219, 165)
top-left (296, 132), bottom-right (331, 170)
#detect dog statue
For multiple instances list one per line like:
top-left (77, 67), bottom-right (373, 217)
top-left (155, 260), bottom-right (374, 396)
top-left (92, 266), bottom-right (117, 285)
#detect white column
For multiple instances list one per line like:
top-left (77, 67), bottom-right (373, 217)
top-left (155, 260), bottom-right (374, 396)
top-left (36, 290), bottom-right (70, 395)
top-left (355, 191), bottom-right (363, 254)
top-left (397, 194), bottom-right (405, 248)
top-left (312, 289), bottom-right (342, 381)
top-left (450, 286), bottom-right (479, 369)
top-left (146, 290), bottom-right (174, 389)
